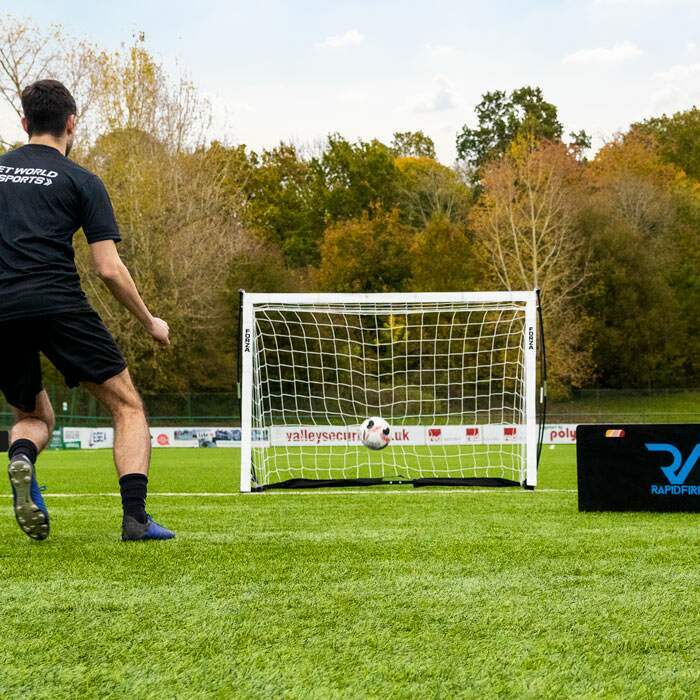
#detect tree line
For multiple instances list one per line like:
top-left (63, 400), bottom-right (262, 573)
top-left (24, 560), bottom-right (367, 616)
top-left (1, 17), bottom-right (698, 398)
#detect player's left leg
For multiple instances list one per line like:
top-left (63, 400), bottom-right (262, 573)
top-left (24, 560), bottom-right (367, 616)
top-left (10, 389), bottom-right (55, 452)
top-left (7, 391), bottom-right (54, 541)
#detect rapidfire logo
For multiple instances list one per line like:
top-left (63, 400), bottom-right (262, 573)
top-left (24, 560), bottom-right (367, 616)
top-left (647, 443), bottom-right (700, 495)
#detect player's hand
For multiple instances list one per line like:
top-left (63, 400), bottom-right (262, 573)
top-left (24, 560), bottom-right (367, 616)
top-left (147, 317), bottom-right (170, 346)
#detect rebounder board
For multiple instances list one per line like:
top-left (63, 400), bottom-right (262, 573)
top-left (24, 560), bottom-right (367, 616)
top-left (577, 424), bottom-right (700, 512)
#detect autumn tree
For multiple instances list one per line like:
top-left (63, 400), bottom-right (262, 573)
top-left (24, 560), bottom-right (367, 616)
top-left (93, 34), bottom-right (208, 152)
top-left (0, 14), bottom-right (105, 145)
top-left (409, 214), bottom-right (480, 292)
top-left (585, 133), bottom-right (699, 387)
top-left (0, 18), bottom-right (290, 392)
top-left (316, 209), bottom-right (413, 293)
top-left (470, 139), bottom-right (592, 393)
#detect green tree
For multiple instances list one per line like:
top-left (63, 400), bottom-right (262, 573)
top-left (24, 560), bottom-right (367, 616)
top-left (409, 214), bottom-right (480, 292)
top-left (391, 131), bottom-right (436, 159)
top-left (634, 107), bottom-right (700, 180)
top-left (456, 86), bottom-right (574, 171)
top-left (240, 134), bottom-right (404, 268)
top-left (241, 143), bottom-right (325, 267)
top-left (395, 156), bottom-right (472, 228)
top-left (314, 134), bottom-right (402, 223)
top-left (316, 209), bottom-right (413, 293)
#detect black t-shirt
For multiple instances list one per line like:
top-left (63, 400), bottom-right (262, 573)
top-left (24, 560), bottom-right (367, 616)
top-left (0, 144), bottom-right (121, 322)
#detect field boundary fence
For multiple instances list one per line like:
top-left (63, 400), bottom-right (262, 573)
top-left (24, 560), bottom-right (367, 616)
top-left (1, 387), bottom-right (698, 429)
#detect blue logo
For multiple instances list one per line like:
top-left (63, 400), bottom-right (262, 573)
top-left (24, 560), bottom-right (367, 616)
top-left (646, 443), bottom-right (700, 495)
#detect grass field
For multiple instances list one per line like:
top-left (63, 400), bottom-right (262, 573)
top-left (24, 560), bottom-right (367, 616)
top-left (549, 389), bottom-right (700, 424)
top-left (2, 447), bottom-right (700, 698)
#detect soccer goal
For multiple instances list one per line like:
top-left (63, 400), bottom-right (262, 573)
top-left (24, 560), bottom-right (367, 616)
top-left (239, 291), bottom-right (543, 492)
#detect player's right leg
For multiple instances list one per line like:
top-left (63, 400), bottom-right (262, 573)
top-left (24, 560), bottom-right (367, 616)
top-left (38, 311), bottom-right (174, 541)
top-left (84, 369), bottom-right (175, 541)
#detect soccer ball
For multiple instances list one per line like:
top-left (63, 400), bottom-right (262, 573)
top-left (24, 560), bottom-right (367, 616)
top-left (360, 417), bottom-right (391, 451)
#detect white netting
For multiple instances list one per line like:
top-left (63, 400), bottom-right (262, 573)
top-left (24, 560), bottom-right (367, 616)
top-left (245, 299), bottom-right (533, 488)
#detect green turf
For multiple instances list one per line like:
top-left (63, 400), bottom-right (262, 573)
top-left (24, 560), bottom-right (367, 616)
top-left (1, 447), bottom-right (699, 698)
top-left (549, 389), bottom-right (700, 424)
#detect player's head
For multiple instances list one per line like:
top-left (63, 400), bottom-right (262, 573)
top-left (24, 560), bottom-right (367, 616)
top-left (20, 79), bottom-right (77, 155)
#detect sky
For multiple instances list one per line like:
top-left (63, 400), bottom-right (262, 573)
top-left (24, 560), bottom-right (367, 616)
top-left (1, 0), bottom-right (699, 162)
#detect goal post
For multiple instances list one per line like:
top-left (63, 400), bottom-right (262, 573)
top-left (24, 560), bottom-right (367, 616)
top-left (239, 291), bottom-right (542, 492)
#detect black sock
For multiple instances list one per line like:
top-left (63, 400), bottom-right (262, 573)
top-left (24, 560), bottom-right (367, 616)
top-left (119, 473), bottom-right (148, 525)
top-left (9, 439), bottom-right (38, 465)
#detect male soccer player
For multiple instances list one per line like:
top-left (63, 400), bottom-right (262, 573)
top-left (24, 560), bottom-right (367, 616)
top-left (0, 79), bottom-right (175, 541)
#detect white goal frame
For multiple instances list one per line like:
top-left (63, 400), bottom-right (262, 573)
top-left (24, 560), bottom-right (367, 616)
top-left (240, 291), bottom-right (539, 492)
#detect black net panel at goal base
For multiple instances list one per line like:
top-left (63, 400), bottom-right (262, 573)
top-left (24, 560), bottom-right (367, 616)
top-left (259, 477), bottom-right (523, 490)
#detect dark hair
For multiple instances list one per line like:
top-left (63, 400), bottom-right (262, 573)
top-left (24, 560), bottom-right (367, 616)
top-left (20, 79), bottom-right (77, 137)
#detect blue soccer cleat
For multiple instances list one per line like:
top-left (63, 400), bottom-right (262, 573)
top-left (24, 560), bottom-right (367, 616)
top-left (121, 514), bottom-right (176, 541)
top-left (8, 455), bottom-right (50, 541)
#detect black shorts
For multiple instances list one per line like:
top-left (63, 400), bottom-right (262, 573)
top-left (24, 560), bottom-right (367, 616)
top-left (0, 310), bottom-right (127, 412)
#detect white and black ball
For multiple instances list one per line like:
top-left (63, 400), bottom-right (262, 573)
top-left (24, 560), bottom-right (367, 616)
top-left (360, 417), bottom-right (391, 451)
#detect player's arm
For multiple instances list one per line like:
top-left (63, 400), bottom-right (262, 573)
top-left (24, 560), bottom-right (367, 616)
top-left (89, 240), bottom-right (170, 346)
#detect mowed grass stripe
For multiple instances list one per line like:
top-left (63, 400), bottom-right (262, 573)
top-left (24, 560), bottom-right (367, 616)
top-left (2, 447), bottom-right (699, 698)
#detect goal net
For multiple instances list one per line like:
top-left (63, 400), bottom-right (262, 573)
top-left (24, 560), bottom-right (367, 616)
top-left (239, 292), bottom-right (540, 491)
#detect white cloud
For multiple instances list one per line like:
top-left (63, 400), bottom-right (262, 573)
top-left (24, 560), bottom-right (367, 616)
top-left (650, 63), bottom-right (700, 114)
top-left (315, 29), bottom-right (365, 50)
top-left (424, 43), bottom-right (461, 59)
top-left (337, 89), bottom-right (367, 104)
top-left (594, 0), bottom-right (693, 6)
top-left (563, 41), bottom-right (643, 65)
top-left (687, 41), bottom-right (698, 53)
top-left (413, 76), bottom-right (459, 113)
top-left (653, 62), bottom-right (700, 82)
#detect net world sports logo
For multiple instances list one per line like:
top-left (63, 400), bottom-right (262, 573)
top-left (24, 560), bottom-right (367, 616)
top-left (647, 443), bottom-right (700, 495)
top-left (0, 165), bottom-right (58, 186)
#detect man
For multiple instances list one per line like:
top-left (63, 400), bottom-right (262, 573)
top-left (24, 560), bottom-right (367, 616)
top-left (0, 79), bottom-right (175, 541)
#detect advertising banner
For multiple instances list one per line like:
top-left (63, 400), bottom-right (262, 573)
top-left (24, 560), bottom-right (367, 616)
top-left (58, 424), bottom-right (580, 449)
top-left (270, 425), bottom-right (423, 447)
top-left (546, 424), bottom-right (578, 444)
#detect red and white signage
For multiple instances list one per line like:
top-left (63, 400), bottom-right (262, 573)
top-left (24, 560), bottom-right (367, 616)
top-left (62, 423), bottom-right (580, 448)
